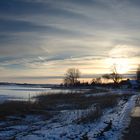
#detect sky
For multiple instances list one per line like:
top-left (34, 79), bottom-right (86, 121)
top-left (0, 0), bottom-right (140, 84)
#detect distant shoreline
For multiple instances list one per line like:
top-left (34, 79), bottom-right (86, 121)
top-left (0, 82), bottom-right (58, 88)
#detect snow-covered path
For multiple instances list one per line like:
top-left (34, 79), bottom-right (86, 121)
top-left (131, 96), bottom-right (140, 117)
top-left (0, 90), bottom-right (139, 140)
top-left (15, 95), bottom-right (137, 140)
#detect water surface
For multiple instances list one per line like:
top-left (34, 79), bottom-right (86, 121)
top-left (0, 85), bottom-right (66, 102)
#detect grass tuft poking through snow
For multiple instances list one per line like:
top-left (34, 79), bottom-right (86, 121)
top-left (0, 90), bottom-right (135, 140)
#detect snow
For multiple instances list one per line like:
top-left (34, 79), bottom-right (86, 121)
top-left (0, 88), bottom-right (139, 140)
top-left (131, 106), bottom-right (140, 117)
top-left (0, 85), bottom-right (71, 102)
top-left (15, 95), bottom-right (137, 140)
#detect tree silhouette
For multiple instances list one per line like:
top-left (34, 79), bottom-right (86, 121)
top-left (91, 77), bottom-right (102, 84)
top-left (136, 65), bottom-right (140, 82)
top-left (102, 65), bottom-right (122, 84)
top-left (64, 68), bottom-right (80, 86)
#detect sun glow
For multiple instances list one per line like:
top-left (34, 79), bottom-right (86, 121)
top-left (106, 58), bottom-right (130, 74)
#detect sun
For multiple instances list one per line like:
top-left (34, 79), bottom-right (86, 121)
top-left (106, 58), bottom-right (130, 74)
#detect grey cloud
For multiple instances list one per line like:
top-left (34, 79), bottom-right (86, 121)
top-left (0, 0), bottom-right (140, 82)
top-left (0, 18), bottom-right (85, 35)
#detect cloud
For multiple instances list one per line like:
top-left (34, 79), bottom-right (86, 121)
top-left (0, 0), bottom-right (140, 83)
top-left (109, 45), bottom-right (140, 58)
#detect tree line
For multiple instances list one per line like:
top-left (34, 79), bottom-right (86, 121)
top-left (63, 65), bottom-right (140, 87)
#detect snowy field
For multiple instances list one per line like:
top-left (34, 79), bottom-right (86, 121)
top-left (0, 88), bottom-right (139, 140)
top-left (0, 85), bottom-right (77, 103)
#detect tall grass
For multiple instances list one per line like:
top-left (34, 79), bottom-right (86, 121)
top-left (0, 91), bottom-right (131, 120)
top-left (0, 101), bottom-right (51, 119)
top-left (35, 92), bottom-right (124, 110)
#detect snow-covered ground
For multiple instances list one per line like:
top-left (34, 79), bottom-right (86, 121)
top-left (0, 85), bottom-right (79, 102)
top-left (0, 90), bottom-right (138, 140)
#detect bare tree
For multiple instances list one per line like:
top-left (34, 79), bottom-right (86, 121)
top-left (64, 68), bottom-right (80, 86)
top-left (91, 77), bottom-right (102, 84)
top-left (136, 65), bottom-right (140, 82)
top-left (102, 65), bottom-right (122, 84)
